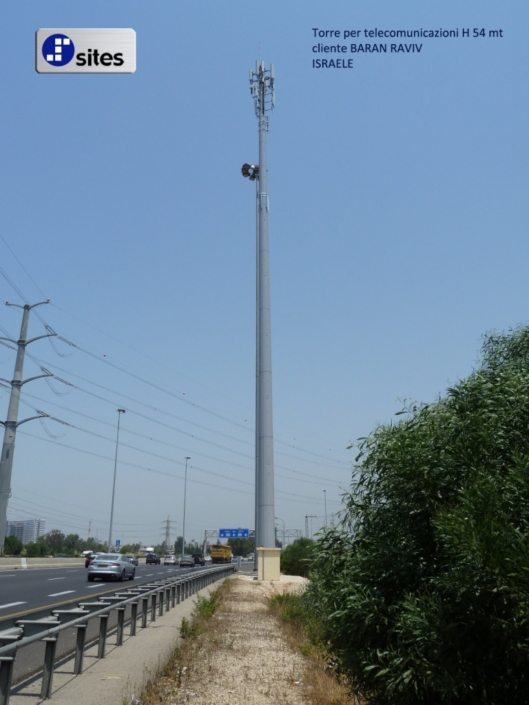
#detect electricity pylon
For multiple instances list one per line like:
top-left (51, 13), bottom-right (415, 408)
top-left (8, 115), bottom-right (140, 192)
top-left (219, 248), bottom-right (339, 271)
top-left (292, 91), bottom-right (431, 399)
top-left (0, 301), bottom-right (55, 553)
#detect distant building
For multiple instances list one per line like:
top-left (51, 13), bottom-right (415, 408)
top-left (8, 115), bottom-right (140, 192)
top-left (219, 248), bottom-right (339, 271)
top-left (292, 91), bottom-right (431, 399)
top-left (6, 519), bottom-right (46, 544)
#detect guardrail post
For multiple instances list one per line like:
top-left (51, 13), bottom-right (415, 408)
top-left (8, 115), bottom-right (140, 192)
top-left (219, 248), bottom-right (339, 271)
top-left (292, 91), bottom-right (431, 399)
top-left (141, 597), bottom-right (148, 628)
top-left (171, 584), bottom-right (176, 608)
top-left (73, 624), bottom-right (87, 675)
top-left (130, 601), bottom-right (138, 636)
top-left (116, 607), bottom-right (126, 647)
top-left (0, 657), bottom-right (15, 705)
top-left (151, 593), bottom-right (157, 622)
top-left (165, 586), bottom-right (171, 610)
top-left (158, 589), bottom-right (164, 617)
top-left (176, 583), bottom-right (181, 604)
top-left (98, 615), bottom-right (109, 659)
top-left (41, 637), bottom-right (58, 699)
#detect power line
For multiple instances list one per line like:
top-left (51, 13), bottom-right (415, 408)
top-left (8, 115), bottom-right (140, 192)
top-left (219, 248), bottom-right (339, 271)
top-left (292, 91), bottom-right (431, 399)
top-left (18, 388), bottom-right (346, 488)
top-left (17, 430), bottom-right (342, 506)
top-left (25, 350), bottom-right (348, 474)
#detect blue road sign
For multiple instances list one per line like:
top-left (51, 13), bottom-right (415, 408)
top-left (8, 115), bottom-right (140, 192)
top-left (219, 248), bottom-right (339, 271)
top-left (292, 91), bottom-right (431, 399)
top-left (115, 539), bottom-right (121, 548)
top-left (219, 528), bottom-right (249, 539)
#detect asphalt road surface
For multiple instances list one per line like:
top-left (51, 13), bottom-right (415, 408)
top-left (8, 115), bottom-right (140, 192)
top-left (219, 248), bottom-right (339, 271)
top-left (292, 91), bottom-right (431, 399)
top-left (0, 562), bottom-right (198, 621)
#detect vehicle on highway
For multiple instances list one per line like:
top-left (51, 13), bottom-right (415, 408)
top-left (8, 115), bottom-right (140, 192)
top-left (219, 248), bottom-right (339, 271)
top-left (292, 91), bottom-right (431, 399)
top-left (126, 554), bottom-right (139, 566)
top-left (87, 553), bottom-right (135, 582)
top-left (211, 545), bottom-right (232, 564)
top-left (164, 555), bottom-right (177, 566)
top-left (84, 552), bottom-right (99, 568)
top-left (204, 555), bottom-right (212, 562)
top-left (192, 553), bottom-right (205, 566)
top-left (146, 553), bottom-right (161, 565)
top-left (179, 555), bottom-right (195, 568)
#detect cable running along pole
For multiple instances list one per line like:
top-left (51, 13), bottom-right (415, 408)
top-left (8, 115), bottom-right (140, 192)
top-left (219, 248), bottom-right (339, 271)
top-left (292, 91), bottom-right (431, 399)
top-left (0, 300), bottom-right (55, 554)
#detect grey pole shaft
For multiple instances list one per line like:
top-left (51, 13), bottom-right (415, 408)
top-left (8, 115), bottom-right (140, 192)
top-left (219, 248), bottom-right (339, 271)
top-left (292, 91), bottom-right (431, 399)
top-left (254, 173), bottom-right (260, 570)
top-left (256, 67), bottom-right (276, 549)
top-left (0, 306), bottom-right (30, 553)
top-left (108, 411), bottom-right (123, 551)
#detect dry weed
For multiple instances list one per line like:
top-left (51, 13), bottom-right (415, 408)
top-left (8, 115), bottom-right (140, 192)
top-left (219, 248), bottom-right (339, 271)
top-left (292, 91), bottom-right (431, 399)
top-left (267, 591), bottom-right (363, 705)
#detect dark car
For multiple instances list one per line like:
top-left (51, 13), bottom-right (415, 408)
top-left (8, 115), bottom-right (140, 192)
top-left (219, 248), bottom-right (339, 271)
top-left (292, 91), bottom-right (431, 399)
top-left (146, 553), bottom-right (160, 565)
top-left (179, 555), bottom-right (195, 568)
top-left (84, 552), bottom-right (96, 568)
top-left (192, 553), bottom-right (205, 566)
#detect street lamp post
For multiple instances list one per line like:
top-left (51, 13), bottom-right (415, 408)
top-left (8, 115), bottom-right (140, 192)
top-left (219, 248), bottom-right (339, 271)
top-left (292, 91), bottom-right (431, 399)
top-left (182, 456), bottom-right (190, 559)
top-left (108, 409), bottom-right (125, 552)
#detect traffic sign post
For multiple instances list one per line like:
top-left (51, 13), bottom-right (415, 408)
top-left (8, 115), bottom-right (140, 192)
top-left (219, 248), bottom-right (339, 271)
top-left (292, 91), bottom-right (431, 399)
top-left (115, 539), bottom-right (121, 549)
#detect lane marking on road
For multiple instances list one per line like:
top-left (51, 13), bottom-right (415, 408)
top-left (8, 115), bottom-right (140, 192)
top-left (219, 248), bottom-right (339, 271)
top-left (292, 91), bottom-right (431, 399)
top-left (0, 602), bottom-right (26, 609)
top-left (86, 585), bottom-right (102, 589)
top-left (146, 573), bottom-right (153, 576)
top-left (0, 575), bottom-right (16, 578)
top-left (48, 577), bottom-right (65, 581)
top-left (48, 591), bottom-right (75, 597)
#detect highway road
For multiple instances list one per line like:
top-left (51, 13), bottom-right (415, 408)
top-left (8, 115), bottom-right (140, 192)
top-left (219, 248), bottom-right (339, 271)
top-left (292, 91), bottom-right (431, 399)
top-left (0, 562), bottom-right (198, 622)
top-left (1, 562), bottom-right (242, 687)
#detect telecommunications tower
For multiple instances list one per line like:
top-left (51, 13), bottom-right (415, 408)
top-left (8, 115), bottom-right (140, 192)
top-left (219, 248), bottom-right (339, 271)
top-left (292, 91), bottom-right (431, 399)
top-left (241, 61), bottom-right (276, 552)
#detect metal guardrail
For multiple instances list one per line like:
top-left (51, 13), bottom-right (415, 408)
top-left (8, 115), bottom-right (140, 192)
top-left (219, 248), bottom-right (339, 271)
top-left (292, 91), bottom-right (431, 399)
top-left (0, 564), bottom-right (235, 704)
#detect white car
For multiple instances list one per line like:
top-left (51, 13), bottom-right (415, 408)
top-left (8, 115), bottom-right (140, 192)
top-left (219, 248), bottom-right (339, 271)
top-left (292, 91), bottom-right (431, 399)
top-left (87, 553), bottom-right (135, 582)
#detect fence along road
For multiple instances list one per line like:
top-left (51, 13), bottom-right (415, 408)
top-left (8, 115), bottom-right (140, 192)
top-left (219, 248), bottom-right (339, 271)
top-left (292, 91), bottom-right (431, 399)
top-left (0, 564), bottom-right (235, 704)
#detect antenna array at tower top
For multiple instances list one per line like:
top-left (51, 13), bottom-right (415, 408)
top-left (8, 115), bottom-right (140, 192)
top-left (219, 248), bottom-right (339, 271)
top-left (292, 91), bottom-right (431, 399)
top-left (249, 60), bottom-right (275, 119)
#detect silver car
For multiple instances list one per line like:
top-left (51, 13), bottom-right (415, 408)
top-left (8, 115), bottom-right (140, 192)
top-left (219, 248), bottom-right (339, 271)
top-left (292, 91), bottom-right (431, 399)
top-left (87, 553), bottom-right (135, 582)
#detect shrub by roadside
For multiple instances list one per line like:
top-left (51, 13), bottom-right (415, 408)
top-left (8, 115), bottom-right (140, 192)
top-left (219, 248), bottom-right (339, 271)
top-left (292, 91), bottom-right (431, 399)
top-left (307, 326), bottom-right (529, 704)
top-left (280, 537), bottom-right (315, 577)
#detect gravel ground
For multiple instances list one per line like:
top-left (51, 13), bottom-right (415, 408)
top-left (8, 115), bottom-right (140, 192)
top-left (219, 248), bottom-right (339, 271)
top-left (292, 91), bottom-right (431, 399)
top-left (150, 574), bottom-right (311, 705)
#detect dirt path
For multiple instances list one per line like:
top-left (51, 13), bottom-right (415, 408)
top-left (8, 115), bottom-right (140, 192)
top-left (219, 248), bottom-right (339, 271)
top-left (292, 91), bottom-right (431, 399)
top-left (146, 574), bottom-right (311, 705)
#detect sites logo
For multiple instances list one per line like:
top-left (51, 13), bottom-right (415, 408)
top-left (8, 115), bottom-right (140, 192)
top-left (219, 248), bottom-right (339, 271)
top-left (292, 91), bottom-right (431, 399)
top-left (41, 32), bottom-right (124, 68)
top-left (36, 29), bottom-right (135, 74)
top-left (42, 34), bottom-right (75, 66)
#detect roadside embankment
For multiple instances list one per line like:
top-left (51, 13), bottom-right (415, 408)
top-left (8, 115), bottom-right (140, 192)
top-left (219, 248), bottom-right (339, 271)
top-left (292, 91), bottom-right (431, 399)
top-left (143, 574), bottom-right (359, 705)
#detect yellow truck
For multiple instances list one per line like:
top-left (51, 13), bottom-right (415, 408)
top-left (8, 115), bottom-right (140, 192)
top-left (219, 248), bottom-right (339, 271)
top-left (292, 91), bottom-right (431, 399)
top-left (211, 545), bottom-right (232, 564)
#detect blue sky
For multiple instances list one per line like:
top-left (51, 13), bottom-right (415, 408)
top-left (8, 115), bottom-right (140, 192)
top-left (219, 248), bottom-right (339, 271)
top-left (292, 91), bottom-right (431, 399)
top-left (0, 1), bottom-right (526, 547)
